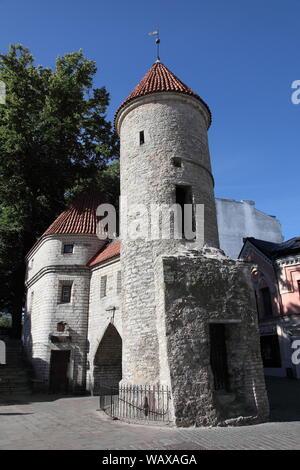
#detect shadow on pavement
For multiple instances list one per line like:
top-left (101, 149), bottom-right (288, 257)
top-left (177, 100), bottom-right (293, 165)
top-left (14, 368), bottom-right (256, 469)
top-left (0, 393), bottom-right (89, 406)
top-left (265, 376), bottom-right (300, 422)
top-left (1, 376), bottom-right (300, 425)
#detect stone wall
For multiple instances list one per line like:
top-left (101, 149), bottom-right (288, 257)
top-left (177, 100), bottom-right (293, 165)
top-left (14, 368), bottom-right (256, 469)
top-left (24, 267), bottom-right (91, 391)
top-left (24, 234), bottom-right (103, 392)
top-left (118, 92), bottom-right (219, 385)
top-left (26, 234), bottom-right (104, 282)
top-left (118, 92), bottom-right (219, 249)
top-left (154, 247), bottom-right (269, 426)
top-left (86, 258), bottom-right (122, 393)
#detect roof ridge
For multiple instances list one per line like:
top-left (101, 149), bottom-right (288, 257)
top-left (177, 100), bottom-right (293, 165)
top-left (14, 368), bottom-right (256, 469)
top-left (246, 236), bottom-right (300, 259)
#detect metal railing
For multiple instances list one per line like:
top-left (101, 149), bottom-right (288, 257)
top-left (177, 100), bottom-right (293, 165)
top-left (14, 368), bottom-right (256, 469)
top-left (99, 383), bottom-right (172, 423)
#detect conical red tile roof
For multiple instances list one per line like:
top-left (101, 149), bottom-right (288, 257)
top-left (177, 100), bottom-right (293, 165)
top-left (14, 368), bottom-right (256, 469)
top-left (43, 186), bottom-right (104, 236)
top-left (116, 61), bottom-right (211, 126)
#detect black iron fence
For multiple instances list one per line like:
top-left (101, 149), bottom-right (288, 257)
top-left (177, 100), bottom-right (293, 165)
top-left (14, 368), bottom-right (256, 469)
top-left (99, 383), bottom-right (172, 423)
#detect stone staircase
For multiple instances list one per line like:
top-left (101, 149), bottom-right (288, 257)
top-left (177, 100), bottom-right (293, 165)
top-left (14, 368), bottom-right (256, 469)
top-left (0, 337), bottom-right (31, 395)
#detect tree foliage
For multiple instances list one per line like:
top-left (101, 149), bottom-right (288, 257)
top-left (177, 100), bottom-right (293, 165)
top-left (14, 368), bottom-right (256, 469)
top-left (0, 315), bottom-right (12, 329)
top-left (0, 45), bottom-right (119, 336)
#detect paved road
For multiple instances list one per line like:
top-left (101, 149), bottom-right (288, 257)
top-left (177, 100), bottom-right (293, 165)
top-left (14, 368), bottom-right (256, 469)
top-left (0, 377), bottom-right (300, 450)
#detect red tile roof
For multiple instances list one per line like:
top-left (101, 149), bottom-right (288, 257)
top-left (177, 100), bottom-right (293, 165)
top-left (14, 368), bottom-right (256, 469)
top-left (43, 186), bottom-right (104, 236)
top-left (87, 240), bottom-right (121, 267)
top-left (115, 61), bottom-right (211, 127)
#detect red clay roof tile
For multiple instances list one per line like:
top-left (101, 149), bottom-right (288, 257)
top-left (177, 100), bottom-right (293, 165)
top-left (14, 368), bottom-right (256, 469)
top-left (87, 240), bottom-right (120, 267)
top-left (115, 61), bottom-right (211, 127)
top-left (43, 186), bottom-right (104, 236)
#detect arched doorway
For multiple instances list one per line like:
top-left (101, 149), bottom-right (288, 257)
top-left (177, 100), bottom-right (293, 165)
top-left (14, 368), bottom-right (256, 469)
top-left (93, 323), bottom-right (122, 395)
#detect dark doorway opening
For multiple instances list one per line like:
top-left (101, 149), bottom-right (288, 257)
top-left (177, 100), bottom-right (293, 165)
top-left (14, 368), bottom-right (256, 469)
top-left (260, 334), bottom-right (281, 368)
top-left (93, 324), bottom-right (122, 395)
top-left (175, 185), bottom-right (194, 239)
top-left (49, 350), bottom-right (70, 393)
top-left (209, 323), bottom-right (230, 391)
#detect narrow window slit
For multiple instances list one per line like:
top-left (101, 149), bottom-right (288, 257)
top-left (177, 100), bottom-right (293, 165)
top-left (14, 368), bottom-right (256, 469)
top-left (139, 131), bottom-right (145, 145)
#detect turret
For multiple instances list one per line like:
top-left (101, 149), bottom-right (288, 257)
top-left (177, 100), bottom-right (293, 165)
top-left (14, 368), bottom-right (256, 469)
top-left (115, 61), bottom-right (219, 385)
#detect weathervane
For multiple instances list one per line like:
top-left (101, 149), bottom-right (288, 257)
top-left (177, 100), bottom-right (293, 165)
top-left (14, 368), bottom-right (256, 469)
top-left (148, 30), bottom-right (160, 62)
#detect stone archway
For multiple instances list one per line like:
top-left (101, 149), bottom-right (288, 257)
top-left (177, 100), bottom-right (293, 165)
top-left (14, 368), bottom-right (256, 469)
top-left (93, 323), bottom-right (122, 395)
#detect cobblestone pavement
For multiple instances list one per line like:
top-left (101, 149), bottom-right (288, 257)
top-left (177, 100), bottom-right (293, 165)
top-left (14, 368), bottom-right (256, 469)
top-left (0, 377), bottom-right (300, 450)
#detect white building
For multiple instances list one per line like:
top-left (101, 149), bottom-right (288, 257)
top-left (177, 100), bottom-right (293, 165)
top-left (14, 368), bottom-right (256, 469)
top-left (216, 198), bottom-right (283, 259)
top-left (24, 187), bottom-right (109, 393)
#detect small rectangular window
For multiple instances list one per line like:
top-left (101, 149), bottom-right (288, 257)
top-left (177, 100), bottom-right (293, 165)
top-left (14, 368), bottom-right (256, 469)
top-left (63, 244), bottom-right (74, 254)
top-left (172, 157), bottom-right (182, 168)
top-left (61, 285), bottom-right (71, 303)
top-left (117, 271), bottom-right (121, 294)
top-left (100, 276), bottom-right (107, 298)
top-left (139, 131), bottom-right (145, 145)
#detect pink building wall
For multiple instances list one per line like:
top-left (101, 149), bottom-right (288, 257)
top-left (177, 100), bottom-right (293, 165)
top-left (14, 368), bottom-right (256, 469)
top-left (241, 242), bottom-right (300, 378)
top-left (245, 249), bottom-right (281, 318)
top-left (279, 265), bottom-right (300, 315)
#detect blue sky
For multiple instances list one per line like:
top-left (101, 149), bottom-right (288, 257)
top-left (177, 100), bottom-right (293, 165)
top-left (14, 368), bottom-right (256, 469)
top-left (1, 0), bottom-right (299, 240)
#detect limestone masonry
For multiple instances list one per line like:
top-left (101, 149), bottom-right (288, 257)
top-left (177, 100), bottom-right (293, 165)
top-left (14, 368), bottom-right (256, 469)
top-left (24, 61), bottom-right (269, 426)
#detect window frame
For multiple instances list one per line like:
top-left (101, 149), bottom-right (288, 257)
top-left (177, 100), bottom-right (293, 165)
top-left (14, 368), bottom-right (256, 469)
top-left (63, 244), bottom-right (74, 254)
top-left (60, 284), bottom-right (72, 303)
top-left (117, 270), bottom-right (122, 295)
top-left (100, 275), bottom-right (107, 298)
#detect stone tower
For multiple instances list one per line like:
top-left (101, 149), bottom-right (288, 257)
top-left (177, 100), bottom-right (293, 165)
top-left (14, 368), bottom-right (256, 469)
top-left (24, 188), bottom-right (106, 392)
top-left (115, 61), bottom-right (269, 426)
top-left (115, 62), bottom-right (219, 382)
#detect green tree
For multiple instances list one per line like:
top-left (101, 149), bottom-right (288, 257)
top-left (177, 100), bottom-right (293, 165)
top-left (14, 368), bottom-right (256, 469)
top-left (0, 314), bottom-right (12, 329)
top-left (0, 45), bottom-right (119, 337)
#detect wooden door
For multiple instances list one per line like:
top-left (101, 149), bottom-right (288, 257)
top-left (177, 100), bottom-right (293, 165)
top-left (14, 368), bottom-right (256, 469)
top-left (49, 350), bottom-right (70, 393)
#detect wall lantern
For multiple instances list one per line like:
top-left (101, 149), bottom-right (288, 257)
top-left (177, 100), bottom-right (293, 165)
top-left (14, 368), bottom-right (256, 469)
top-left (105, 306), bottom-right (117, 323)
top-left (57, 321), bottom-right (68, 333)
